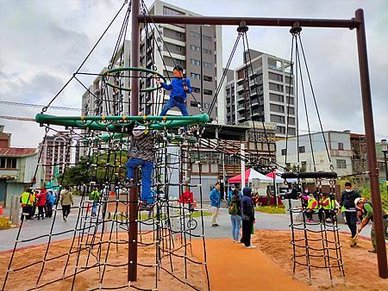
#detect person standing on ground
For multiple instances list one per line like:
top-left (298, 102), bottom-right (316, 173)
top-left (35, 188), bottom-right (47, 220)
top-left (157, 65), bottom-right (192, 117)
top-left (61, 186), bottom-right (74, 221)
top-left (340, 182), bottom-right (360, 247)
top-left (20, 189), bottom-right (33, 220)
top-left (241, 187), bottom-right (256, 248)
top-left (355, 197), bottom-right (388, 253)
top-left (209, 182), bottom-right (221, 227)
top-left (228, 189), bottom-right (242, 243)
top-left (45, 190), bottom-right (56, 218)
top-left (89, 186), bottom-right (101, 217)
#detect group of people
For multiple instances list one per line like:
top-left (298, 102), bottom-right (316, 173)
top-left (20, 187), bottom-right (57, 220)
top-left (209, 182), bottom-right (257, 248)
top-left (301, 181), bottom-right (387, 253)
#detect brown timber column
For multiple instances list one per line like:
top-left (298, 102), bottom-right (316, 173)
top-left (355, 8), bottom-right (388, 278)
top-left (128, 0), bottom-right (140, 282)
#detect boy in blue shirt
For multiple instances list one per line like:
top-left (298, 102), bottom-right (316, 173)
top-left (158, 65), bottom-right (192, 116)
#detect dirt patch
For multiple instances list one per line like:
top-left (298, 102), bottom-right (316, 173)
top-left (0, 233), bottom-right (206, 291)
top-left (254, 230), bottom-right (388, 291)
top-left (1, 230), bottom-right (387, 291)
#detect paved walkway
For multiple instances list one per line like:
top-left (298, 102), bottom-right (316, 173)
top-left (192, 238), bottom-right (312, 291)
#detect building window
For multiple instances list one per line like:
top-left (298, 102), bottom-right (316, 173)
top-left (203, 62), bottom-right (213, 69)
top-left (203, 75), bottom-right (213, 82)
top-left (337, 159), bottom-right (347, 169)
top-left (191, 73), bottom-right (201, 79)
top-left (163, 6), bottom-right (184, 16)
top-left (203, 35), bottom-right (212, 42)
top-left (285, 86), bottom-right (294, 95)
top-left (192, 87), bottom-right (200, 93)
top-left (190, 45), bottom-right (200, 52)
top-left (285, 75), bottom-right (293, 85)
top-left (269, 82), bottom-right (284, 92)
top-left (281, 149), bottom-right (287, 156)
top-left (268, 72), bottom-right (283, 82)
top-left (338, 142), bottom-right (344, 150)
top-left (270, 114), bottom-right (285, 124)
top-left (0, 157), bottom-right (17, 169)
top-left (203, 48), bottom-right (212, 54)
top-left (286, 96), bottom-right (294, 105)
top-left (203, 89), bottom-right (213, 95)
top-left (270, 103), bottom-right (285, 113)
top-left (190, 59), bottom-right (201, 66)
top-left (277, 126), bottom-right (286, 134)
top-left (190, 31), bottom-right (201, 38)
top-left (298, 146), bottom-right (306, 153)
top-left (269, 93), bottom-right (284, 103)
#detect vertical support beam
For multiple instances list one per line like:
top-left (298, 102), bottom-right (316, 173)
top-left (241, 143), bottom-right (245, 188)
top-left (355, 8), bottom-right (388, 278)
top-left (128, 0), bottom-right (140, 283)
top-left (128, 170), bottom-right (139, 282)
top-left (130, 0), bottom-right (140, 115)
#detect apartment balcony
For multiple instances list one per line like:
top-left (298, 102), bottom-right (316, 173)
top-left (236, 84), bottom-right (245, 93)
top-left (237, 77), bottom-right (245, 85)
top-left (251, 99), bottom-right (259, 107)
top-left (237, 104), bottom-right (246, 112)
top-left (238, 115), bottom-right (246, 122)
top-left (237, 95), bottom-right (246, 102)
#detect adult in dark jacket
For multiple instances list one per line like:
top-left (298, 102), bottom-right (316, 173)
top-left (340, 182), bottom-right (360, 247)
top-left (240, 187), bottom-right (256, 248)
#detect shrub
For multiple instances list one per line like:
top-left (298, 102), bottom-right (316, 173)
top-left (255, 205), bottom-right (286, 214)
top-left (0, 216), bottom-right (11, 230)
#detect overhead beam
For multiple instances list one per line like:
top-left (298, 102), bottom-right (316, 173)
top-left (138, 15), bottom-right (360, 29)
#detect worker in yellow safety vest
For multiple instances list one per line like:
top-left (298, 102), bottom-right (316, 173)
top-left (20, 189), bottom-right (34, 220)
top-left (319, 193), bottom-right (339, 223)
top-left (304, 192), bottom-right (318, 222)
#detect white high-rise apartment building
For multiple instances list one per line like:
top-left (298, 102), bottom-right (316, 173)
top-left (225, 50), bottom-right (296, 137)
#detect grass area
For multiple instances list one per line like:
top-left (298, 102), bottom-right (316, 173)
top-left (138, 210), bottom-right (212, 221)
top-left (255, 205), bottom-right (286, 214)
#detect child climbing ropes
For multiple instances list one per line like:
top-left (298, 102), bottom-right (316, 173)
top-left (157, 65), bottom-right (192, 116)
top-left (126, 124), bottom-right (158, 210)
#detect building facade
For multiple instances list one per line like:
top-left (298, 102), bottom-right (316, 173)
top-left (276, 131), bottom-right (353, 177)
top-left (0, 127), bottom-right (42, 207)
top-left (225, 50), bottom-right (296, 137)
top-left (40, 131), bottom-right (80, 183)
top-left (141, 0), bottom-right (223, 121)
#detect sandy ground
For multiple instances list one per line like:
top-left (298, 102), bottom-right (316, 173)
top-left (1, 230), bottom-right (387, 291)
top-left (254, 230), bottom-right (388, 291)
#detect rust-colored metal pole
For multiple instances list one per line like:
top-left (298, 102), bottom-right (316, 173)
top-left (128, 169), bottom-right (139, 282)
top-left (130, 0), bottom-right (140, 116)
top-left (139, 15), bottom-right (359, 28)
top-left (355, 8), bottom-right (388, 278)
top-left (128, 0), bottom-right (140, 283)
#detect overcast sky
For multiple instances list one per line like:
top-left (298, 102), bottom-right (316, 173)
top-left (0, 0), bottom-right (387, 148)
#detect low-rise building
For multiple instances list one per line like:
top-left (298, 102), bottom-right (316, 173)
top-left (0, 127), bottom-right (42, 207)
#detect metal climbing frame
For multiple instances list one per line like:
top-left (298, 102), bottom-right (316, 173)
top-left (287, 175), bottom-right (345, 283)
top-left (131, 0), bottom-right (386, 278)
